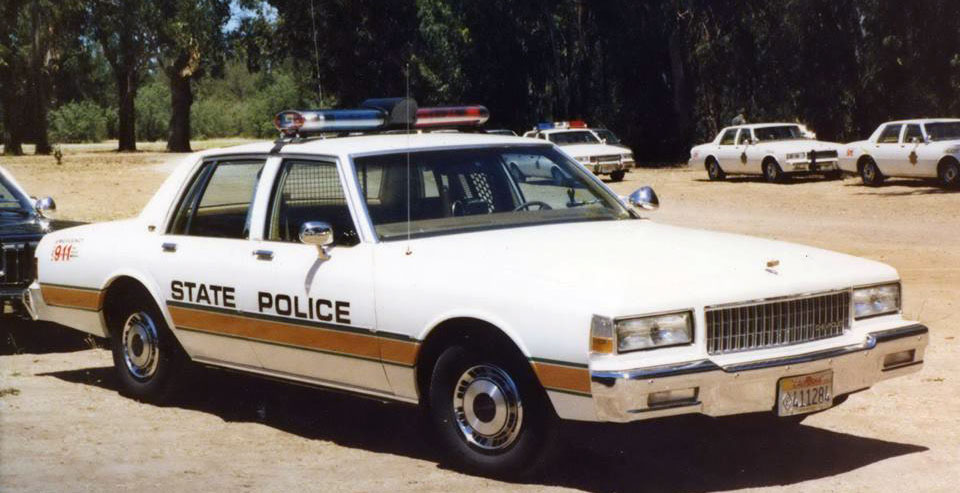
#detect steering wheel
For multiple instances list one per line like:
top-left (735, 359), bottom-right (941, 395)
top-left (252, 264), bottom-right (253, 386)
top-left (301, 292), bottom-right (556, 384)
top-left (513, 200), bottom-right (553, 212)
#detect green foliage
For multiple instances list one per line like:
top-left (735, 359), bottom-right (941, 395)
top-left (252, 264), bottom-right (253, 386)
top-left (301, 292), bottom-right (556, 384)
top-left (48, 101), bottom-right (109, 143)
top-left (134, 80), bottom-right (171, 141)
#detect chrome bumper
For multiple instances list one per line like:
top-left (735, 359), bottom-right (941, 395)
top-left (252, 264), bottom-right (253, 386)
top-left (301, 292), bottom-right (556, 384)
top-left (590, 324), bottom-right (928, 423)
top-left (591, 162), bottom-right (623, 174)
top-left (789, 160), bottom-right (839, 172)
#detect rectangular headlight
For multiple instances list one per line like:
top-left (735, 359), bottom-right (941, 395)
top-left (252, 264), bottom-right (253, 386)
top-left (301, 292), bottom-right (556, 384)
top-left (786, 152), bottom-right (806, 160)
top-left (853, 283), bottom-right (900, 320)
top-left (616, 311), bottom-right (693, 353)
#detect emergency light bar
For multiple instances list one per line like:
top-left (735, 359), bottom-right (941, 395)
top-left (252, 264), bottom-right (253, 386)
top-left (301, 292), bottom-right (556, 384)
top-left (535, 120), bottom-right (588, 131)
top-left (273, 98), bottom-right (488, 137)
top-left (415, 105), bottom-right (489, 128)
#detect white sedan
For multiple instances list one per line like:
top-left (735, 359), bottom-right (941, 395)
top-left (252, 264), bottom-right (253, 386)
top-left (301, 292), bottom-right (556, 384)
top-left (838, 119), bottom-right (960, 187)
top-left (27, 100), bottom-right (928, 476)
top-left (690, 123), bottom-right (843, 182)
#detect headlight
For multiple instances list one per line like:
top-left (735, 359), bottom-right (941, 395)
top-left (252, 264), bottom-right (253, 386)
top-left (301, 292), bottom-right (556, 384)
top-left (853, 283), bottom-right (900, 320)
top-left (786, 152), bottom-right (806, 160)
top-left (590, 311), bottom-right (695, 355)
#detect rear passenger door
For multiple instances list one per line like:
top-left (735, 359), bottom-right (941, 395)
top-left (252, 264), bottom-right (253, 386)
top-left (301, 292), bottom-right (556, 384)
top-left (873, 123), bottom-right (904, 176)
top-left (244, 158), bottom-right (390, 394)
top-left (715, 128), bottom-right (740, 171)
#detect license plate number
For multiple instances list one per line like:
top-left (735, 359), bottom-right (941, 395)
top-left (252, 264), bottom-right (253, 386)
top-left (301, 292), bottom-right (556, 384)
top-left (777, 370), bottom-right (833, 416)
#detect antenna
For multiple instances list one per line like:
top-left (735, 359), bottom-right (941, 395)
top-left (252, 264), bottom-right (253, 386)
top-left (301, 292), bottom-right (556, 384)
top-left (309, 0), bottom-right (322, 104)
top-left (404, 63), bottom-right (413, 255)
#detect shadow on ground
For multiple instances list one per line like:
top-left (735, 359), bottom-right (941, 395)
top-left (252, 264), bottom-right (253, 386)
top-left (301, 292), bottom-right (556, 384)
top-left (1, 318), bottom-right (106, 355)
top-left (693, 175), bottom-right (837, 185)
top-left (40, 364), bottom-right (927, 492)
top-left (846, 178), bottom-right (960, 196)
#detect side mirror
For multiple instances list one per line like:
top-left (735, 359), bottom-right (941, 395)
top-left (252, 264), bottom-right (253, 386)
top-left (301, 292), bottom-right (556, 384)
top-left (300, 221), bottom-right (334, 256)
top-left (35, 196), bottom-right (56, 216)
top-left (627, 186), bottom-right (659, 211)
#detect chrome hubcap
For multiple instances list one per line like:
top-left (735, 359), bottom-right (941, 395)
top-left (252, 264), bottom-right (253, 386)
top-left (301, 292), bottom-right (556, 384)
top-left (865, 165), bottom-right (876, 180)
top-left (122, 311), bottom-right (160, 380)
top-left (453, 364), bottom-right (523, 451)
top-left (946, 166), bottom-right (958, 182)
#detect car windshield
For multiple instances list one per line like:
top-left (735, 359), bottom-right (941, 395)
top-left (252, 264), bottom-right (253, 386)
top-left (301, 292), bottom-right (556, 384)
top-left (593, 129), bottom-right (621, 145)
top-left (548, 130), bottom-right (601, 146)
top-left (753, 125), bottom-right (806, 142)
top-left (924, 122), bottom-right (960, 141)
top-left (353, 145), bottom-right (630, 240)
top-left (0, 174), bottom-right (32, 214)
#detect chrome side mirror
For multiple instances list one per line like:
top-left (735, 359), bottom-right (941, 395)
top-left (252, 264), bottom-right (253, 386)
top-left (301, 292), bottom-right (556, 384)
top-left (300, 221), bottom-right (334, 256)
top-left (627, 186), bottom-right (659, 211)
top-left (35, 196), bottom-right (56, 216)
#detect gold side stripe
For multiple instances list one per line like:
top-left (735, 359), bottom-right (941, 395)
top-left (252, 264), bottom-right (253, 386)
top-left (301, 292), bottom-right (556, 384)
top-left (168, 304), bottom-right (421, 366)
top-left (41, 284), bottom-right (104, 311)
top-left (532, 362), bottom-right (592, 396)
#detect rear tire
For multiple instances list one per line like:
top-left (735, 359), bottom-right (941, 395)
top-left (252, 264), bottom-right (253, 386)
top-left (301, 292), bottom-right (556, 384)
top-left (706, 158), bottom-right (726, 181)
top-left (109, 293), bottom-right (186, 403)
top-left (610, 169), bottom-right (626, 182)
top-left (938, 158), bottom-right (960, 188)
top-left (860, 158), bottom-right (885, 186)
top-left (427, 344), bottom-right (556, 477)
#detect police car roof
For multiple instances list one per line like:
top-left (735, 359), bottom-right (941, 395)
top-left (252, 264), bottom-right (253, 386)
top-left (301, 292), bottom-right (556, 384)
top-left (882, 118), bottom-right (960, 125)
top-left (198, 132), bottom-right (544, 159)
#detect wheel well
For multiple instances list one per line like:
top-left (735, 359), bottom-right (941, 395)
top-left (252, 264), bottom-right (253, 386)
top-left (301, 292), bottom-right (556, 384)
top-left (938, 155), bottom-right (959, 175)
top-left (704, 155), bottom-right (717, 169)
top-left (415, 318), bottom-right (533, 406)
top-left (101, 276), bottom-right (155, 339)
top-left (857, 155), bottom-right (874, 173)
top-left (762, 155), bottom-right (777, 168)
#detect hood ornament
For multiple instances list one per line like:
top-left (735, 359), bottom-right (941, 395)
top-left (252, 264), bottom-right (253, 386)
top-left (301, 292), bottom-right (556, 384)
top-left (766, 259), bottom-right (780, 275)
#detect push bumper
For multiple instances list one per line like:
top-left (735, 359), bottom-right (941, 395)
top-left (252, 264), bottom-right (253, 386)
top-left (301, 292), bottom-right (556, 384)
top-left (590, 324), bottom-right (928, 423)
top-left (0, 286), bottom-right (34, 318)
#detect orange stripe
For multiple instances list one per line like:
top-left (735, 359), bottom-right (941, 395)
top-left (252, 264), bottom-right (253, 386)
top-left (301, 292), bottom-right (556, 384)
top-left (41, 285), bottom-right (103, 311)
top-left (533, 362), bottom-right (591, 395)
top-left (168, 305), bottom-right (380, 360)
top-left (379, 338), bottom-right (420, 366)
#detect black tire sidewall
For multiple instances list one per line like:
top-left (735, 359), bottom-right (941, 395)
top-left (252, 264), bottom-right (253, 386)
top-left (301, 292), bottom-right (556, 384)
top-left (110, 294), bottom-right (183, 403)
top-left (940, 160), bottom-right (960, 187)
top-left (610, 170), bottom-right (625, 182)
top-left (764, 161), bottom-right (782, 183)
top-left (427, 345), bottom-right (554, 477)
top-left (862, 160), bottom-right (883, 186)
top-left (707, 160), bottom-right (724, 180)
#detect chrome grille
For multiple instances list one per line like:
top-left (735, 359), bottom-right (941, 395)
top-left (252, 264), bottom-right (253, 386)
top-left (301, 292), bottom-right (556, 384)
top-left (0, 242), bottom-right (37, 286)
top-left (706, 291), bottom-right (850, 355)
top-left (594, 154), bottom-right (621, 163)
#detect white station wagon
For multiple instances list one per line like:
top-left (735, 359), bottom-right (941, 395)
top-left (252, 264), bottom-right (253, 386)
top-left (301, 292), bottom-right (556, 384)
top-left (690, 123), bottom-right (843, 182)
top-left (839, 118), bottom-right (960, 187)
top-left (28, 100), bottom-right (928, 476)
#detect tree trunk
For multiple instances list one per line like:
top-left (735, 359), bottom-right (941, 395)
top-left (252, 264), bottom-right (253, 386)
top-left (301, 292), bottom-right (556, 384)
top-left (166, 56), bottom-right (193, 153)
top-left (29, 0), bottom-right (51, 155)
top-left (116, 70), bottom-right (137, 152)
top-left (0, 69), bottom-right (24, 156)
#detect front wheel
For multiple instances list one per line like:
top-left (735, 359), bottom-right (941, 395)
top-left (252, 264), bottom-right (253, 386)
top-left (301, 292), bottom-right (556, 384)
top-left (610, 169), bottom-right (626, 182)
top-left (706, 158), bottom-right (726, 181)
top-left (427, 345), bottom-right (556, 477)
top-left (110, 295), bottom-right (186, 403)
top-left (763, 160), bottom-right (787, 183)
top-left (860, 158), bottom-right (885, 186)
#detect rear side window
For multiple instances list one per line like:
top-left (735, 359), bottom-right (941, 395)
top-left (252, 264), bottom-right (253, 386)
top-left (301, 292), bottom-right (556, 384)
top-left (878, 124), bottom-right (902, 143)
top-left (904, 124), bottom-right (923, 143)
top-left (719, 129), bottom-right (737, 145)
top-left (169, 160), bottom-right (265, 239)
top-left (736, 129), bottom-right (752, 145)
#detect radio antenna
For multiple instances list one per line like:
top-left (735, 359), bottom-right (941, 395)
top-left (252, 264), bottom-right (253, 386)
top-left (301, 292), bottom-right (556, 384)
top-left (404, 62), bottom-right (413, 255)
top-left (309, 0), bottom-right (322, 104)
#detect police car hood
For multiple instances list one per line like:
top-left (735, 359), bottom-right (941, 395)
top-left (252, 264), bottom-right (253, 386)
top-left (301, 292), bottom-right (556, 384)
top-left (558, 143), bottom-right (629, 159)
top-left (755, 140), bottom-right (840, 153)
top-left (395, 220), bottom-right (896, 314)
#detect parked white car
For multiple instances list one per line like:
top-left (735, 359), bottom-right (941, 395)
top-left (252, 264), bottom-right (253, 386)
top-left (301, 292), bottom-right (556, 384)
top-left (27, 101), bottom-right (928, 476)
top-left (838, 119), bottom-right (960, 187)
top-left (690, 123), bottom-right (843, 182)
top-left (522, 122), bottom-right (634, 181)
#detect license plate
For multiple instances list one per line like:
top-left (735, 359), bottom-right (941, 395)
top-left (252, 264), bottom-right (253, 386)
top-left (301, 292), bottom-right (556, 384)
top-left (777, 370), bottom-right (833, 416)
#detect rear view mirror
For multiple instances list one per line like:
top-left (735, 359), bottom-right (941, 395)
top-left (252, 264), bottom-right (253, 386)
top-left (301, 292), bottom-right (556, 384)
top-left (627, 186), bottom-right (659, 211)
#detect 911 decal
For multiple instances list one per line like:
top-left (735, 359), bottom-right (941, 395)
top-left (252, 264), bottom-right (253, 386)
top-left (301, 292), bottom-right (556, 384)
top-left (51, 239), bottom-right (81, 262)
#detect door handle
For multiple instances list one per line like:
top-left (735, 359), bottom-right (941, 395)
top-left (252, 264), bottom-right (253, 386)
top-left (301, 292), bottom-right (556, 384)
top-left (161, 242), bottom-right (177, 252)
top-left (253, 250), bottom-right (274, 261)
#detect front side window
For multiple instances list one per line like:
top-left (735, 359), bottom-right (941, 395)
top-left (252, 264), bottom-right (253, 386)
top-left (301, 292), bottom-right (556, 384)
top-left (266, 160), bottom-right (360, 245)
top-left (169, 160), bottom-right (265, 238)
top-left (353, 145), bottom-right (630, 240)
top-left (878, 124), bottom-right (902, 144)
top-left (719, 128), bottom-right (738, 145)
top-left (547, 130), bottom-right (601, 146)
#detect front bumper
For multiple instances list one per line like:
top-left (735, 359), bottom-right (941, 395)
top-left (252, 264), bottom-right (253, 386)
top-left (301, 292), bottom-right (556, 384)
top-left (0, 286), bottom-right (33, 318)
top-left (588, 161), bottom-right (625, 174)
top-left (590, 324), bottom-right (928, 422)
top-left (788, 160), bottom-right (839, 172)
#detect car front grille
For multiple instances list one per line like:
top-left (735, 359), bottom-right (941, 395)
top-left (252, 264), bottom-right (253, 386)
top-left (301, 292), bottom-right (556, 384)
top-left (809, 150), bottom-right (839, 160)
top-left (0, 242), bottom-right (37, 287)
top-left (593, 154), bottom-right (621, 163)
top-left (706, 291), bottom-right (850, 355)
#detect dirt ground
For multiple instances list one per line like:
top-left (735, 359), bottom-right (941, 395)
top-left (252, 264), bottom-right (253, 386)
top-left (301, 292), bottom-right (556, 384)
top-left (1, 143), bottom-right (958, 492)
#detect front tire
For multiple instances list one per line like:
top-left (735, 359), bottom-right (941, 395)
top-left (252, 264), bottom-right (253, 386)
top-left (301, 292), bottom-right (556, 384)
top-left (427, 345), bottom-right (555, 477)
top-left (763, 160), bottom-right (787, 183)
top-left (706, 158), bottom-right (725, 181)
top-left (860, 158), bottom-right (885, 186)
top-left (109, 294), bottom-right (185, 403)
top-left (938, 158), bottom-right (960, 188)
top-left (610, 169), bottom-right (626, 182)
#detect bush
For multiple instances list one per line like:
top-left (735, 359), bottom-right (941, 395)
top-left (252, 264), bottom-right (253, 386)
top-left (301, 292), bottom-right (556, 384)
top-left (135, 81), bottom-right (170, 142)
top-left (49, 101), bottom-right (108, 143)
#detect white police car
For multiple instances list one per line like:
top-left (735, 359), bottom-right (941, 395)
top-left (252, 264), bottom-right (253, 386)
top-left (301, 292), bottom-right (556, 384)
top-left (522, 121), bottom-right (634, 181)
top-left (838, 119), bottom-right (960, 187)
top-left (28, 99), bottom-right (928, 476)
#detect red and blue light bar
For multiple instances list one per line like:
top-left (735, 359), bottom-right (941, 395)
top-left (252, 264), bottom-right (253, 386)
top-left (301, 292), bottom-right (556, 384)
top-left (536, 120), bottom-right (588, 131)
top-left (273, 98), bottom-right (489, 137)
